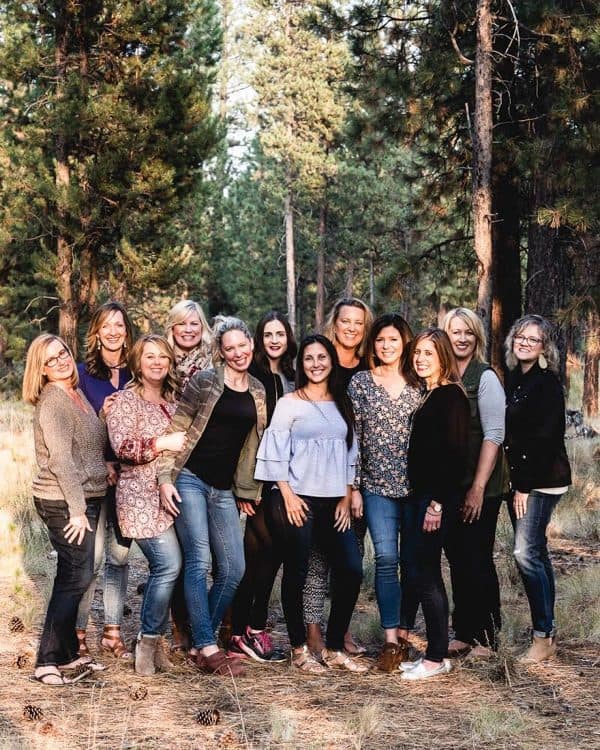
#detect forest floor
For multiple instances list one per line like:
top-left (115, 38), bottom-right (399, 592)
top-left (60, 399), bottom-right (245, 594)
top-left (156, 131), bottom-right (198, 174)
top-left (0, 402), bottom-right (598, 750)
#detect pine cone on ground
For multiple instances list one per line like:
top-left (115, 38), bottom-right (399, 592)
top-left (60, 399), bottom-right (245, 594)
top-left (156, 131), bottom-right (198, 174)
top-left (195, 708), bottom-right (220, 726)
top-left (15, 653), bottom-right (30, 669)
top-left (9, 616), bottom-right (25, 633)
top-left (129, 685), bottom-right (148, 701)
top-left (23, 705), bottom-right (44, 721)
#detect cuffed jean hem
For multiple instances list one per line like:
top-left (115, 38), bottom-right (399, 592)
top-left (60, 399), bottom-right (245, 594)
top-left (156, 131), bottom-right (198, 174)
top-left (533, 628), bottom-right (557, 639)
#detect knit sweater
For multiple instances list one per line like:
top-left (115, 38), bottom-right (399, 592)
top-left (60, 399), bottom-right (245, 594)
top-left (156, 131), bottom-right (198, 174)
top-left (32, 384), bottom-right (108, 516)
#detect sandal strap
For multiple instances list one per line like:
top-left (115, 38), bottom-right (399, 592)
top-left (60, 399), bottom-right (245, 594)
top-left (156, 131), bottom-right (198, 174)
top-left (322, 649), bottom-right (366, 672)
top-left (292, 646), bottom-right (325, 673)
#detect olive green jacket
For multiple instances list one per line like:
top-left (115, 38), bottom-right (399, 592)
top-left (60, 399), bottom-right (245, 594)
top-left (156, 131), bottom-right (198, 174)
top-left (156, 366), bottom-right (267, 501)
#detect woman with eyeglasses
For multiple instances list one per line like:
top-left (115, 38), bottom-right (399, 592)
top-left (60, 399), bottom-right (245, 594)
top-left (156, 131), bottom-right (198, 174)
top-left (504, 315), bottom-right (571, 663)
top-left (23, 335), bottom-right (110, 685)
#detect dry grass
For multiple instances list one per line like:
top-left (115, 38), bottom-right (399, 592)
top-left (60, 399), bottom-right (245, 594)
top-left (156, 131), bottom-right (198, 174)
top-left (1, 400), bottom-right (599, 749)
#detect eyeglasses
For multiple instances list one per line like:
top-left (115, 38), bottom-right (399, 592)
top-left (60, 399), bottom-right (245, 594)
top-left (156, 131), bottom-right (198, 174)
top-left (514, 334), bottom-right (543, 347)
top-left (44, 349), bottom-right (71, 368)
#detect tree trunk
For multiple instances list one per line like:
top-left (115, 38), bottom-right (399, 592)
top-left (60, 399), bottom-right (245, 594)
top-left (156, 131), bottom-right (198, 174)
top-left (582, 308), bottom-right (599, 417)
top-left (472, 0), bottom-right (493, 332)
top-left (315, 202), bottom-right (326, 331)
top-left (284, 187), bottom-right (296, 334)
top-left (344, 260), bottom-right (354, 297)
top-left (369, 253), bottom-right (375, 309)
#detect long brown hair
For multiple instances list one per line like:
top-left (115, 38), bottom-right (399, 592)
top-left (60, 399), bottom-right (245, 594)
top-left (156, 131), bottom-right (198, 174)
top-left (409, 328), bottom-right (463, 388)
top-left (365, 313), bottom-right (415, 379)
top-left (126, 335), bottom-right (179, 402)
top-left (84, 301), bottom-right (134, 380)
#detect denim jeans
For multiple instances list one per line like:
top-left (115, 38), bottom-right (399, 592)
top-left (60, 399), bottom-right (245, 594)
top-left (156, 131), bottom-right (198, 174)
top-left (444, 494), bottom-right (504, 649)
top-left (34, 497), bottom-right (101, 667)
top-left (267, 490), bottom-right (362, 651)
top-left (363, 491), bottom-right (403, 629)
top-left (136, 526), bottom-right (182, 636)
top-left (508, 490), bottom-right (563, 637)
top-left (174, 468), bottom-right (245, 649)
top-left (400, 494), bottom-right (459, 662)
top-left (76, 487), bottom-right (131, 629)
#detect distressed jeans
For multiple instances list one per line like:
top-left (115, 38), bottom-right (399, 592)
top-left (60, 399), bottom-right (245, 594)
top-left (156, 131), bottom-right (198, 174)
top-left (136, 526), bottom-right (182, 636)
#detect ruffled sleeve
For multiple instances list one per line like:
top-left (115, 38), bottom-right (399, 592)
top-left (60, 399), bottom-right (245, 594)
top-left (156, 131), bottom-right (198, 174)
top-left (254, 398), bottom-right (294, 482)
top-left (347, 434), bottom-right (358, 487)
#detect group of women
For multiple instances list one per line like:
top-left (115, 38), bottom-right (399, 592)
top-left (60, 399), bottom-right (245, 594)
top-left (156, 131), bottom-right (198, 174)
top-left (23, 296), bottom-right (571, 685)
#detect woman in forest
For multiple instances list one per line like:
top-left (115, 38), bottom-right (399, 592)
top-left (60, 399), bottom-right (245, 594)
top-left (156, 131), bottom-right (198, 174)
top-left (23, 335), bottom-right (109, 685)
top-left (303, 296), bottom-right (373, 656)
top-left (442, 308), bottom-right (509, 658)
top-left (164, 299), bottom-right (214, 652)
top-left (106, 335), bottom-right (186, 676)
top-left (348, 314), bottom-right (422, 672)
top-left (255, 334), bottom-right (367, 674)
top-left (504, 315), bottom-right (571, 663)
top-left (400, 328), bottom-right (470, 680)
top-left (76, 301), bottom-right (134, 661)
top-left (228, 311), bottom-right (296, 662)
top-left (157, 317), bottom-right (266, 677)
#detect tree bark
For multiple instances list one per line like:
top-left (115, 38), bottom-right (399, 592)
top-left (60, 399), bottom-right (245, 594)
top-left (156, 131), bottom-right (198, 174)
top-left (315, 202), bottom-right (326, 331)
top-left (344, 259), bottom-right (354, 297)
top-left (284, 186), bottom-right (296, 334)
top-left (582, 308), bottom-right (599, 418)
top-left (472, 0), bottom-right (493, 334)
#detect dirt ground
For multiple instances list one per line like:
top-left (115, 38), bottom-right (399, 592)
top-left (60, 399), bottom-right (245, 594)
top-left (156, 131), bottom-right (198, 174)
top-left (0, 534), bottom-right (598, 750)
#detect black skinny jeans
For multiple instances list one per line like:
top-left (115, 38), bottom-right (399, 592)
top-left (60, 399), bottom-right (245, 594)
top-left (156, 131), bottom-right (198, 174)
top-left (268, 490), bottom-right (362, 651)
top-left (444, 494), bottom-right (504, 649)
top-left (34, 497), bottom-right (101, 668)
top-left (231, 486), bottom-right (282, 634)
top-left (400, 494), bottom-right (459, 663)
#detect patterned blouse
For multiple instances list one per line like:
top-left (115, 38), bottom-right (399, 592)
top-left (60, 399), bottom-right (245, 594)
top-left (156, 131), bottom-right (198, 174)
top-left (348, 370), bottom-right (423, 498)
top-left (175, 346), bottom-right (213, 393)
top-left (107, 389), bottom-right (177, 539)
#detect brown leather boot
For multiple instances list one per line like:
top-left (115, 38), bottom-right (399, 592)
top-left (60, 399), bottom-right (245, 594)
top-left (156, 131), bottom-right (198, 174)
top-left (196, 649), bottom-right (245, 677)
top-left (519, 635), bottom-right (557, 663)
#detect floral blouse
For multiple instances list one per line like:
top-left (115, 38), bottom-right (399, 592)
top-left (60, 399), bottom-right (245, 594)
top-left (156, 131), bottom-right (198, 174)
top-left (107, 389), bottom-right (177, 539)
top-left (348, 370), bottom-right (422, 498)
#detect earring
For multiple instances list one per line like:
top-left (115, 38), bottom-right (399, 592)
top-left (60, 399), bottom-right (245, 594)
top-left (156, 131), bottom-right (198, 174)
top-left (538, 353), bottom-right (548, 370)
top-left (96, 336), bottom-right (101, 351)
top-left (123, 340), bottom-right (127, 351)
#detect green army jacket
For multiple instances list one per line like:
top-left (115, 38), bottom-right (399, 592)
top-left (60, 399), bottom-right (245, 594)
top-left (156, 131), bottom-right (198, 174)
top-left (156, 365), bottom-right (267, 501)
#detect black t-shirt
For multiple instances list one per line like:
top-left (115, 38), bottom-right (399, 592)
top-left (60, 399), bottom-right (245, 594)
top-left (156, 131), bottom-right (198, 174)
top-left (185, 385), bottom-right (257, 490)
top-left (339, 357), bottom-right (367, 391)
top-left (407, 383), bottom-right (470, 501)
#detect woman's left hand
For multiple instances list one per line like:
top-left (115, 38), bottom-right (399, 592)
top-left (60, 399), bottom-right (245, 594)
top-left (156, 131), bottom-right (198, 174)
top-left (105, 462), bottom-right (119, 487)
top-left (351, 489), bottom-right (363, 519)
top-left (334, 495), bottom-right (352, 532)
top-left (513, 491), bottom-right (529, 519)
top-left (422, 503), bottom-right (442, 533)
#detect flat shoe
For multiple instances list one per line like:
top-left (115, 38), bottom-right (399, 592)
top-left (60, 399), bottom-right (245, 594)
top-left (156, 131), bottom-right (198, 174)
top-left (448, 645), bottom-right (472, 658)
top-left (399, 656), bottom-right (422, 672)
top-left (61, 657), bottom-right (107, 672)
top-left (401, 659), bottom-right (452, 681)
top-left (31, 667), bottom-right (92, 686)
top-left (322, 649), bottom-right (369, 673)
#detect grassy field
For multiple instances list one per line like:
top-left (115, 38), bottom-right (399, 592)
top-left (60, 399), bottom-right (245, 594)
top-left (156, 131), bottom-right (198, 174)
top-left (0, 399), bottom-right (598, 750)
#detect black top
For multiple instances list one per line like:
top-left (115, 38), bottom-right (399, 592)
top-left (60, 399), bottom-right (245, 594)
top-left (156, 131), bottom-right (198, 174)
top-left (185, 385), bottom-right (257, 490)
top-left (339, 357), bottom-right (368, 391)
top-left (407, 383), bottom-right (470, 501)
top-left (249, 361), bottom-right (292, 424)
top-left (504, 363), bottom-right (571, 492)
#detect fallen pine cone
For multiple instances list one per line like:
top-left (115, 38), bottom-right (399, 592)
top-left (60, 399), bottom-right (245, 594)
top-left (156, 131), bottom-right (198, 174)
top-left (196, 708), bottom-right (220, 726)
top-left (16, 653), bottom-right (30, 669)
top-left (9, 616), bottom-right (25, 633)
top-left (129, 685), bottom-right (148, 701)
top-left (23, 705), bottom-right (43, 721)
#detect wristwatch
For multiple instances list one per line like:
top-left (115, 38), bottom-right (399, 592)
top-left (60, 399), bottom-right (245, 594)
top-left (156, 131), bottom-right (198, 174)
top-left (429, 502), bottom-right (443, 514)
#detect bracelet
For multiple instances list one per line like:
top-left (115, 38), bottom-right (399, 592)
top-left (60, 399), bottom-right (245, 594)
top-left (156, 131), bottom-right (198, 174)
top-left (425, 508), bottom-right (442, 516)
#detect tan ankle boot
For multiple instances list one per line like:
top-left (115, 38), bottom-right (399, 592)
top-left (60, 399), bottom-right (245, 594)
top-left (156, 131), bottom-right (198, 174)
top-left (135, 634), bottom-right (157, 676)
top-left (519, 635), bottom-right (557, 663)
top-left (154, 637), bottom-right (174, 672)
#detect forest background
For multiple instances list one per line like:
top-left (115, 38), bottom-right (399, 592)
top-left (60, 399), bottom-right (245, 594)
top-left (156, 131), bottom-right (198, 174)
top-left (0, 0), bottom-right (598, 414)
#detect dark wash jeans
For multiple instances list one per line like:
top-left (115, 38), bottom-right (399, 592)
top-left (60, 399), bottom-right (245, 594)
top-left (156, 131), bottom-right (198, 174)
top-left (444, 494), bottom-right (505, 649)
top-left (34, 497), bottom-right (101, 667)
top-left (400, 493), bottom-right (459, 662)
top-left (508, 489), bottom-right (563, 637)
top-left (267, 490), bottom-right (362, 651)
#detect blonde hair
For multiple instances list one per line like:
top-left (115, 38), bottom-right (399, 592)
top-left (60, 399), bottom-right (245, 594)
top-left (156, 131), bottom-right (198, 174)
top-left (165, 300), bottom-right (213, 356)
top-left (22, 334), bottom-right (79, 405)
top-left (126, 335), bottom-right (179, 402)
top-left (504, 315), bottom-right (560, 373)
top-left (323, 297), bottom-right (373, 358)
top-left (442, 307), bottom-right (487, 363)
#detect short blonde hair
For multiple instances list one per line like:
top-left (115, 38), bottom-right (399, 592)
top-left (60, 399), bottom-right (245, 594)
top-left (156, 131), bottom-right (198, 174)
top-left (126, 334), bottom-right (179, 402)
top-left (442, 307), bottom-right (487, 363)
top-left (22, 334), bottom-right (79, 405)
top-left (504, 315), bottom-right (560, 373)
top-left (165, 300), bottom-right (213, 355)
top-left (323, 297), bottom-right (373, 358)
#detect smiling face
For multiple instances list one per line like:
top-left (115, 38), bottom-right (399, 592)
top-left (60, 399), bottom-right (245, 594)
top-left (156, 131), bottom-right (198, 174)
top-left (43, 338), bottom-right (75, 385)
top-left (263, 320), bottom-right (288, 362)
top-left (513, 323), bottom-right (544, 369)
top-left (413, 337), bottom-right (441, 387)
top-left (302, 342), bottom-right (332, 386)
top-left (334, 305), bottom-right (366, 352)
top-left (139, 341), bottom-right (171, 389)
top-left (374, 325), bottom-right (404, 369)
top-left (172, 311), bottom-right (203, 353)
top-left (98, 310), bottom-right (127, 353)
top-left (220, 329), bottom-right (253, 373)
top-left (447, 315), bottom-right (477, 364)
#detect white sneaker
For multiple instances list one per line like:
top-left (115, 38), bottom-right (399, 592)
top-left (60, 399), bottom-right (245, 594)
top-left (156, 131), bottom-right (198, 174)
top-left (398, 656), bottom-right (423, 672)
top-left (400, 659), bottom-right (452, 681)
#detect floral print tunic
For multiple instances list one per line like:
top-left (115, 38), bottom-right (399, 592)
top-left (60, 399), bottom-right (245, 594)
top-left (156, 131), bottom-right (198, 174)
top-left (348, 370), bottom-right (422, 498)
top-left (107, 389), bottom-right (176, 539)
